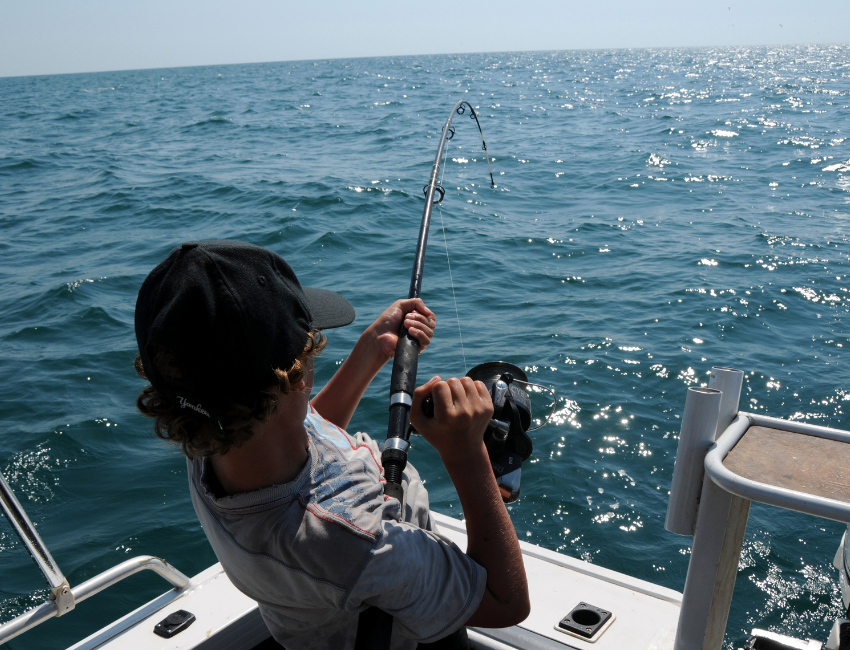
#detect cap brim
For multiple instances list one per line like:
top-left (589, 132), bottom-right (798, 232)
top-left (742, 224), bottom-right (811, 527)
top-left (303, 287), bottom-right (356, 330)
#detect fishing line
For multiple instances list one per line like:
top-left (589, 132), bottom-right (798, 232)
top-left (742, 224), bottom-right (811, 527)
top-left (436, 138), bottom-right (468, 374)
top-left (456, 102), bottom-right (496, 189)
top-left (431, 101), bottom-right (497, 375)
top-left (438, 119), bottom-right (556, 424)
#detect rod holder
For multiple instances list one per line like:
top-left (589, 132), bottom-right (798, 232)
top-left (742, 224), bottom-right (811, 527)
top-left (665, 387), bottom-right (722, 537)
top-left (672, 369), bottom-right (746, 650)
top-left (708, 367), bottom-right (744, 439)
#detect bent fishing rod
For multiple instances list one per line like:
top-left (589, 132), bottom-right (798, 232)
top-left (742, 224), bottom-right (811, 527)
top-left (381, 100), bottom-right (494, 499)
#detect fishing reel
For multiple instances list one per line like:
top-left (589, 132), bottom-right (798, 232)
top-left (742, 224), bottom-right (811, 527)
top-left (466, 362), bottom-right (535, 504)
top-left (419, 361), bottom-right (554, 504)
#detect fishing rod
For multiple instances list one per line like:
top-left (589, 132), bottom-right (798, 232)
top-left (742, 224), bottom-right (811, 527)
top-left (381, 100), bottom-right (494, 502)
top-left (354, 100), bottom-right (555, 650)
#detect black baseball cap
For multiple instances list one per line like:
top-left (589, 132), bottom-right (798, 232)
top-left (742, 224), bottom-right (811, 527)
top-left (135, 241), bottom-right (355, 423)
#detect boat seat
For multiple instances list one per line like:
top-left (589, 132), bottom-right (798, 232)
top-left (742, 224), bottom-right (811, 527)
top-left (724, 426), bottom-right (850, 504)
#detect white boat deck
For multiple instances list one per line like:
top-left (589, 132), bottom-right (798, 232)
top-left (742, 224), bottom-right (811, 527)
top-left (67, 512), bottom-right (681, 650)
top-left (435, 514), bottom-right (681, 649)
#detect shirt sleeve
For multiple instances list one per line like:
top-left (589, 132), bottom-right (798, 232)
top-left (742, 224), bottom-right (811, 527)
top-left (343, 519), bottom-right (487, 642)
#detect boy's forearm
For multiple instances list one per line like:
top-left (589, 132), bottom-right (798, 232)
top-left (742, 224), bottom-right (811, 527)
top-left (311, 332), bottom-right (386, 429)
top-left (442, 443), bottom-right (529, 618)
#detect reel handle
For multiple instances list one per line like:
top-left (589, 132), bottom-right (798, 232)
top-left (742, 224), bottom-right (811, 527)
top-left (422, 396), bottom-right (435, 418)
top-left (419, 395), bottom-right (509, 438)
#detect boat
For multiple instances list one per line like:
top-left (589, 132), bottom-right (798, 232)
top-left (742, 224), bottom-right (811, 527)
top-left (3, 366), bottom-right (849, 649)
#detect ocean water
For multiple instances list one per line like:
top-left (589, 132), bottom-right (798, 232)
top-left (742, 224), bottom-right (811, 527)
top-left (1, 45), bottom-right (850, 648)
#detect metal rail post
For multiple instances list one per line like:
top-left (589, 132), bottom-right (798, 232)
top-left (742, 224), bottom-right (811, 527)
top-left (0, 470), bottom-right (74, 614)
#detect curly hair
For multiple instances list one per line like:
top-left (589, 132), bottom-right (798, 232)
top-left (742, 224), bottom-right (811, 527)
top-left (135, 330), bottom-right (326, 458)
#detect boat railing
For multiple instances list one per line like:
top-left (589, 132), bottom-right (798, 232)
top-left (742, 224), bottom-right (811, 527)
top-left (666, 366), bottom-right (850, 650)
top-left (0, 470), bottom-right (192, 645)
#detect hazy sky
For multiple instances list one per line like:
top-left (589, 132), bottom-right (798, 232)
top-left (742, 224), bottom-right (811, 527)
top-left (2, 0), bottom-right (848, 78)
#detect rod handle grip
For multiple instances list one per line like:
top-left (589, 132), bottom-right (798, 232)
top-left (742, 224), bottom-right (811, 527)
top-left (389, 331), bottom-right (420, 396)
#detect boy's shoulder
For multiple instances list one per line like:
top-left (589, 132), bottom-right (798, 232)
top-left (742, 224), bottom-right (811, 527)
top-left (189, 408), bottom-right (413, 553)
top-left (301, 407), bottom-right (393, 541)
top-left (188, 434), bottom-right (380, 598)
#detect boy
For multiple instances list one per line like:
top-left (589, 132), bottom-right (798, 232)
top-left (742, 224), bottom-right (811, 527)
top-left (134, 240), bottom-right (529, 649)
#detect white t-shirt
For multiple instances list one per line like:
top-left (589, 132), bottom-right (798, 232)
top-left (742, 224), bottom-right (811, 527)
top-left (188, 404), bottom-right (486, 649)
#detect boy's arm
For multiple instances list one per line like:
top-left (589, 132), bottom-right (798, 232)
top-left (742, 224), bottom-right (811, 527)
top-left (311, 298), bottom-right (435, 430)
top-left (410, 376), bottom-right (531, 627)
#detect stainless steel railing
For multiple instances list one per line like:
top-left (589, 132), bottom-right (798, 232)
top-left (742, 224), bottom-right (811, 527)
top-left (0, 470), bottom-right (192, 645)
top-left (0, 555), bottom-right (191, 644)
top-left (0, 470), bottom-right (71, 605)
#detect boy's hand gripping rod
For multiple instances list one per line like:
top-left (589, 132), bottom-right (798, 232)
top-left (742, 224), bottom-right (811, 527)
top-left (354, 100), bottom-right (494, 650)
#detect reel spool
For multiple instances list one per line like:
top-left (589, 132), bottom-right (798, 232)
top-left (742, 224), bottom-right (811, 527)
top-left (465, 361), bottom-right (534, 504)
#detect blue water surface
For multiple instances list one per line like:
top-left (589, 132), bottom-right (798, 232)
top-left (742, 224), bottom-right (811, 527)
top-left (1, 45), bottom-right (850, 648)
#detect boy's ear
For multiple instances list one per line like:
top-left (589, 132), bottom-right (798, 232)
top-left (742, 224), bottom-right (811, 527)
top-left (291, 378), bottom-right (308, 392)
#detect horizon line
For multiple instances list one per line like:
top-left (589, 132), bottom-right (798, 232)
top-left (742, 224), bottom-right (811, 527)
top-left (2, 40), bottom-right (848, 81)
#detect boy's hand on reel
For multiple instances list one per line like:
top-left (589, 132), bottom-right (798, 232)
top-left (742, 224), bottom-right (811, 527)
top-left (410, 376), bottom-right (494, 461)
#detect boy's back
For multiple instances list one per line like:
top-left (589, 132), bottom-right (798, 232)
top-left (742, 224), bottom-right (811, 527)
top-left (190, 406), bottom-right (484, 648)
